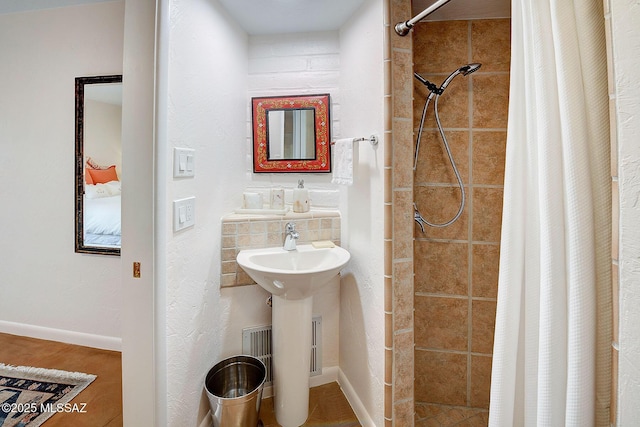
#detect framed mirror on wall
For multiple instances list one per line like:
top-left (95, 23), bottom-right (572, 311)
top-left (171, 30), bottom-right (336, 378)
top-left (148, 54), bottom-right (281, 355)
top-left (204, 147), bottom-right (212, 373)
top-left (252, 94), bottom-right (331, 173)
top-left (75, 75), bottom-right (123, 256)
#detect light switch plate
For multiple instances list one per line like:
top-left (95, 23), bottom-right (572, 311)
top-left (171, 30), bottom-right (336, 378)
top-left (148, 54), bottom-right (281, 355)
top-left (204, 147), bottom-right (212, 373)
top-left (173, 148), bottom-right (195, 178)
top-left (173, 197), bottom-right (195, 231)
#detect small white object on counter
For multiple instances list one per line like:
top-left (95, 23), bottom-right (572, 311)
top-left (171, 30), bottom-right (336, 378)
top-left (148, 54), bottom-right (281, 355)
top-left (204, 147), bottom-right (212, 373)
top-left (270, 187), bottom-right (285, 209)
top-left (311, 240), bottom-right (336, 248)
top-left (243, 192), bottom-right (263, 209)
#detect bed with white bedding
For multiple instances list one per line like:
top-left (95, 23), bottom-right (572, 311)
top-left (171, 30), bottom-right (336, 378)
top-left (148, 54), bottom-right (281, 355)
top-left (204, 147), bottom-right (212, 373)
top-left (83, 181), bottom-right (121, 247)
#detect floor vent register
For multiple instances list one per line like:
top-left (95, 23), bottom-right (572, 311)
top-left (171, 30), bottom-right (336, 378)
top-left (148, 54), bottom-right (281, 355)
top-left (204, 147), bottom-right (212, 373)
top-left (242, 316), bottom-right (322, 385)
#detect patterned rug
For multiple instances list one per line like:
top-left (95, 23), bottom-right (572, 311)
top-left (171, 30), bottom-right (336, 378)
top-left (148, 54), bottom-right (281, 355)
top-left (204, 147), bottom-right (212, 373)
top-left (0, 363), bottom-right (96, 427)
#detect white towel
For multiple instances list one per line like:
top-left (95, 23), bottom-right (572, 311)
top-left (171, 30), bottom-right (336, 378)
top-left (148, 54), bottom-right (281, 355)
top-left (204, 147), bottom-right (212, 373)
top-left (331, 138), bottom-right (353, 186)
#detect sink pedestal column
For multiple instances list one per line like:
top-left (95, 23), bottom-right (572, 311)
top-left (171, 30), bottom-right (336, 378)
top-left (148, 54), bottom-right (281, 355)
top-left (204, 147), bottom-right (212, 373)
top-left (272, 295), bottom-right (313, 427)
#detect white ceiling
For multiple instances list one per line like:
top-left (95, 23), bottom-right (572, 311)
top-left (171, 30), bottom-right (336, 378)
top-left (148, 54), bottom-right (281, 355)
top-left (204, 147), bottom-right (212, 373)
top-left (217, 0), bottom-right (366, 35)
top-left (0, 0), bottom-right (511, 32)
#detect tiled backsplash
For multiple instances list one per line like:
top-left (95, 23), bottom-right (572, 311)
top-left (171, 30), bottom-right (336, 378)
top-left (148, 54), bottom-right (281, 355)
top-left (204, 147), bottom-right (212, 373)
top-left (220, 210), bottom-right (341, 287)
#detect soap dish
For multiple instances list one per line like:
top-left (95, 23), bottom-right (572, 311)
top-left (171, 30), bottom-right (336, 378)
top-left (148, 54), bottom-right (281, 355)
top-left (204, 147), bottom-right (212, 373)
top-left (311, 240), bottom-right (336, 249)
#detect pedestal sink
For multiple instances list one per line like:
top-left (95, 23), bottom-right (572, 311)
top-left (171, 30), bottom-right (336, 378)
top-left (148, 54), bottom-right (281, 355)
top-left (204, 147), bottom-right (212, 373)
top-left (237, 244), bottom-right (350, 427)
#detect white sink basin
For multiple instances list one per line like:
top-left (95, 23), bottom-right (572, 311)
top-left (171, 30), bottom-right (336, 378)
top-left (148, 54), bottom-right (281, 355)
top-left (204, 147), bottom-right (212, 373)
top-left (237, 243), bottom-right (350, 426)
top-left (236, 244), bottom-right (350, 300)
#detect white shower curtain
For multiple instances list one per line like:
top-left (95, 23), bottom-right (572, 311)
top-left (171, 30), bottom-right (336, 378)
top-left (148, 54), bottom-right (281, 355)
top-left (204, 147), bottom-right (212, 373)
top-left (489, 0), bottom-right (611, 426)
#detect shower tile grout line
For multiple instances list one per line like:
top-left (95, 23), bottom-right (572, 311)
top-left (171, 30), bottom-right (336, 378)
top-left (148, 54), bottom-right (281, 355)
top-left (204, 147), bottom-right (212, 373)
top-left (465, 19), bottom-right (474, 409)
top-left (414, 238), bottom-right (500, 245)
top-left (414, 126), bottom-right (508, 132)
top-left (391, 47), bottom-right (412, 54)
top-left (415, 292), bottom-right (497, 302)
top-left (414, 183), bottom-right (504, 189)
top-left (415, 346), bottom-right (493, 357)
top-left (412, 70), bottom-right (509, 76)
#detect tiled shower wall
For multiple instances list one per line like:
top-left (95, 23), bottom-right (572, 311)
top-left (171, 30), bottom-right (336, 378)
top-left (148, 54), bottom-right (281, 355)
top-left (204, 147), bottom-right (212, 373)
top-left (387, 0), bottom-right (416, 425)
top-left (412, 19), bottom-right (510, 424)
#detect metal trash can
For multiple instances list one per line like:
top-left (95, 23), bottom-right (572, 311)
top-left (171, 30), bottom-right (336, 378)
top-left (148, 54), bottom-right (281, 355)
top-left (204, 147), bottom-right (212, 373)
top-left (205, 355), bottom-right (266, 427)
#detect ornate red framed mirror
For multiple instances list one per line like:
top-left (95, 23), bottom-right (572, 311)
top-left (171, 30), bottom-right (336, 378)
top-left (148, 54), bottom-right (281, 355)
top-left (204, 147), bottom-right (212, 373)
top-left (252, 94), bottom-right (331, 173)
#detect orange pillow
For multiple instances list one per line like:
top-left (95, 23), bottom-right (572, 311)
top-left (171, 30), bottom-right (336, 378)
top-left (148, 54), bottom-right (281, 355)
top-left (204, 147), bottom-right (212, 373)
top-left (87, 165), bottom-right (118, 184)
top-left (85, 169), bottom-right (94, 185)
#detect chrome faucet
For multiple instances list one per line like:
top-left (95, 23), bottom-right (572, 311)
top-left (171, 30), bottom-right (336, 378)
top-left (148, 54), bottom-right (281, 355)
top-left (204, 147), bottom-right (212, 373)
top-left (283, 222), bottom-right (299, 251)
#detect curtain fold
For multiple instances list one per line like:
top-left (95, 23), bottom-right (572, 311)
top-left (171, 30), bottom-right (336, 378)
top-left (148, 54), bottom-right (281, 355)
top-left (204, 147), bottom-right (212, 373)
top-left (489, 0), bottom-right (611, 426)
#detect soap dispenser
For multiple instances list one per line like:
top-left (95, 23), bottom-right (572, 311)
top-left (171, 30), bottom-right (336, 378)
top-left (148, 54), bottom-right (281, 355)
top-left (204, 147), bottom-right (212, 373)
top-left (293, 179), bottom-right (310, 213)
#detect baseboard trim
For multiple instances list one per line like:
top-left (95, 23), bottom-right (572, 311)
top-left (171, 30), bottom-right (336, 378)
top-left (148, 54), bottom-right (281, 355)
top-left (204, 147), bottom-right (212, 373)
top-left (338, 368), bottom-right (375, 427)
top-left (0, 320), bottom-right (121, 352)
top-left (310, 365), bottom-right (339, 388)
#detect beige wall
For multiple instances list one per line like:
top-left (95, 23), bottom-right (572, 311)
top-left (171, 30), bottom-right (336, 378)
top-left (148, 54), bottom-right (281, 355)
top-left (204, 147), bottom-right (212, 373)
top-left (412, 19), bottom-right (510, 423)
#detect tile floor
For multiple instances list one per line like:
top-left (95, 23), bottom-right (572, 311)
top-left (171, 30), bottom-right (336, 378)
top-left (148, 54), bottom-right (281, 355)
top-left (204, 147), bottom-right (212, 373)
top-left (259, 382), bottom-right (360, 427)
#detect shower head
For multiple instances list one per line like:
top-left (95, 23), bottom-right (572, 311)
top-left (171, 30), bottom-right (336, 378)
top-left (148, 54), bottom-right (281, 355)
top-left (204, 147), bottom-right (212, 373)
top-left (460, 63), bottom-right (482, 76)
top-left (415, 63), bottom-right (482, 100)
top-left (440, 63), bottom-right (482, 92)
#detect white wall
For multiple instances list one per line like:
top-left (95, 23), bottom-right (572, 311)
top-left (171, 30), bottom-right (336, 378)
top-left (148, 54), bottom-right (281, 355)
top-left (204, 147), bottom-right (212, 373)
top-left (85, 100), bottom-right (122, 176)
top-left (0, 1), bottom-right (124, 349)
top-left (247, 31), bottom-right (342, 203)
top-left (247, 30), bottom-right (344, 374)
top-left (158, 1), bottom-right (262, 425)
top-left (610, 0), bottom-right (640, 424)
top-left (338, 0), bottom-right (386, 425)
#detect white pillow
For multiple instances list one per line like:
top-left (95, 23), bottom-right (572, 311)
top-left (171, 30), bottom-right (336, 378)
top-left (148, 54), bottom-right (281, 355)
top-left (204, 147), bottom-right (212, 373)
top-left (103, 180), bottom-right (121, 195)
top-left (85, 181), bottom-right (121, 199)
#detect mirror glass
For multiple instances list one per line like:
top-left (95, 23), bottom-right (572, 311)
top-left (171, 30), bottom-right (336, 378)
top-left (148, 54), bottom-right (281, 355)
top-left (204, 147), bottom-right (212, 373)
top-left (75, 75), bottom-right (123, 256)
top-left (252, 94), bottom-right (331, 173)
top-left (266, 109), bottom-right (315, 160)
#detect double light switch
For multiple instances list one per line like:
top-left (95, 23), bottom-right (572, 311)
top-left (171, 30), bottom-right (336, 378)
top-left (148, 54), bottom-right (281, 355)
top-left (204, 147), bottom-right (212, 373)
top-left (174, 197), bottom-right (195, 232)
top-left (174, 147), bottom-right (195, 178)
top-left (173, 148), bottom-right (195, 231)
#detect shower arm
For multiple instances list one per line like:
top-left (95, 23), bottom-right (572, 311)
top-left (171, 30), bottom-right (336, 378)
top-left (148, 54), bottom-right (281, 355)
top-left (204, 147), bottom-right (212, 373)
top-left (394, 0), bottom-right (453, 36)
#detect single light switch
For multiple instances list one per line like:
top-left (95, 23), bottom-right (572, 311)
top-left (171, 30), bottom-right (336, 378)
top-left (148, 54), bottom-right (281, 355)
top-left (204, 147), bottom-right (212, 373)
top-left (173, 148), bottom-right (195, 177)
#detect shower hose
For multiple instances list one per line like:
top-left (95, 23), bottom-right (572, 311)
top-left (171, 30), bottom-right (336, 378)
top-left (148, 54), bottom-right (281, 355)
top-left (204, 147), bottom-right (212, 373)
top-left (414, 91), bottom-right (465, 230)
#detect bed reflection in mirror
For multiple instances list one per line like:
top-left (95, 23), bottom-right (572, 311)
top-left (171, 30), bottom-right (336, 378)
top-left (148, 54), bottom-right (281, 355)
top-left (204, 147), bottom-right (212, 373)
top-left (75, 75), bottom-right (122, 256)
